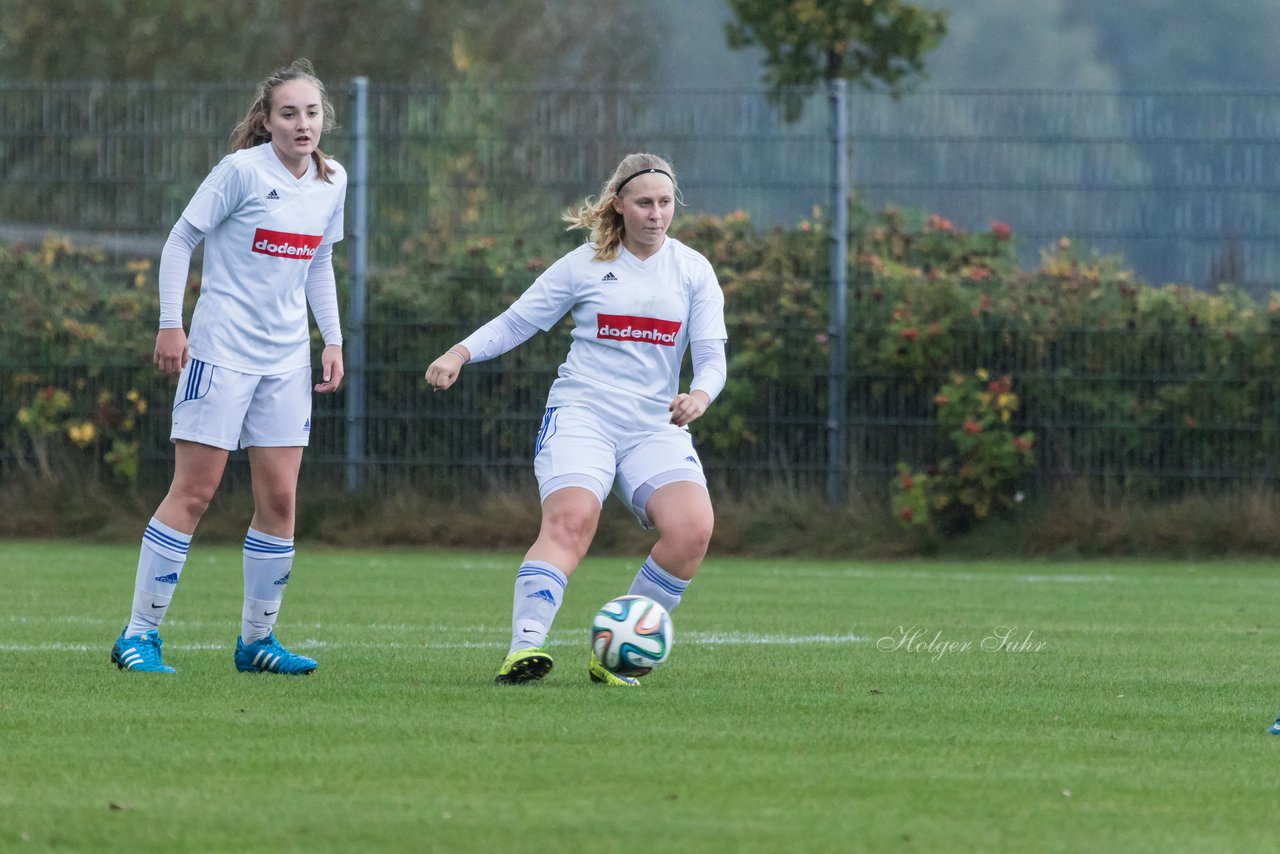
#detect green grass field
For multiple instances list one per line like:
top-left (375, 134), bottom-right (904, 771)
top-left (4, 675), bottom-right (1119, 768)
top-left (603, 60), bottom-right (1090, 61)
top-left (4, 541), bottom-right (1280, 852)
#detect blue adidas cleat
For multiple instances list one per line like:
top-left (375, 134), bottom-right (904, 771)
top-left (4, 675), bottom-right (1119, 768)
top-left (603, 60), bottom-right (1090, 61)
top-left (111, 628), bottom-right (176, 673)
top-left (1268, 716), bottom-right (1280, 735)
top-left (234, 632), bottom-right (317, 675)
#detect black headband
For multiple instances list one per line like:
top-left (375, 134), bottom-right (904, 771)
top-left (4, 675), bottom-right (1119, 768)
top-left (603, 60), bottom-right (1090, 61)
top-left (615, 167), bottom-right (673, 194)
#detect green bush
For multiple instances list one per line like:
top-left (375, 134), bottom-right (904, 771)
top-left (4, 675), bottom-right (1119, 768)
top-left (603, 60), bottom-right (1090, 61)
top-left (0, 239), bottom-right (165, 485)
top-left (5, 201), bottom-right (1280, 534)
top-left (891, 369), bottom-right (1035, 534)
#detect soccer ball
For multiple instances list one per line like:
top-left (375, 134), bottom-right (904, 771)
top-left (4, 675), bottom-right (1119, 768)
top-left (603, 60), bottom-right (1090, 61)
top-left (591, 595), bottom-right (673, 677)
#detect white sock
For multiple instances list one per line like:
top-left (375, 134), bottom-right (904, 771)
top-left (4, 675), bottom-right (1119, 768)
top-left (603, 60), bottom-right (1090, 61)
top-left (509, 561), bottom-right (567, 654)
top-left (240, 528), bottom-right (294, 644)
top-left (627, 555), bottom-right (689, 613)
top-left (125, 517), bottom-right (191, 636)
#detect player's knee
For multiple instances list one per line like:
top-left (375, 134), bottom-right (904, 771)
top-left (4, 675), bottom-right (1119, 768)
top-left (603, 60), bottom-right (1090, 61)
top-left (684, 524), bottom-right (714, 562)
top-left (257, 488), bottom-right (295, 522)
top-left (665, 512), bottom-right (714, 560)
top-left (172, 482), bottom-right (217, 517)
top-left (691, 514), bottom-right (715, 554)
top-left (544, 511), bottom-right (596, 553)
top-left (178, 496), bottom-right (213, 521)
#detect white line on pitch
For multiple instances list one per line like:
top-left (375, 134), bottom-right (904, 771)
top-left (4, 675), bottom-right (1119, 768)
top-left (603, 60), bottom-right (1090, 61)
top-left (0, 632), bottom-right (865, 654)
top-left (774, 567), bottom-right (1127, 584)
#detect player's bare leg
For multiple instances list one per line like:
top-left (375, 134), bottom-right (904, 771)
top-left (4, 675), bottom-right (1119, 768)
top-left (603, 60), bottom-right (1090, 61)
top-left (154, 439), bottom-right (230, 533)
top-left (587, 482), bottom-right (713, 686)
top-left (246, 445), bottom-right (302, 537)
top-left (622, 481), bottom-right (713, 615)
top-left (645, 481), bottom-right (714, 581)
top-left (234, 446), bottom-right (314, 675)
top-left (525, 486), bottom-right (601, 577)
top-left (496, 487), bottom-right (601, 684)
top-left (112, 440), bottom-right (229, 673)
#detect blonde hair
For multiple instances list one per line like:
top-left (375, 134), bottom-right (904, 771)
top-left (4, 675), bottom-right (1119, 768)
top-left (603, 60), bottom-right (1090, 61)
top-left (563, 153), bottom-right (680, 262)
top-left (228, 59), bottom-right (338, 183)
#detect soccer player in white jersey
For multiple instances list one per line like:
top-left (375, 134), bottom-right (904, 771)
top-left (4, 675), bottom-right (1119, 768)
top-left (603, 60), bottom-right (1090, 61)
top-left (109, 60), bottom-right (346, 675)
top-left (426, 153), bottom-right (728, 686)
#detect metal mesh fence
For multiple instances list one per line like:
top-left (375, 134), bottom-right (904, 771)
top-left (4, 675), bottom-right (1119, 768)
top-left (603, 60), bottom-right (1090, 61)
top-left (7, 84), bottom-right (1280, 288)
top-left (13, 321), bottom-right (1272, 494)
top-left (5, 83), bottom-right (1280, 496)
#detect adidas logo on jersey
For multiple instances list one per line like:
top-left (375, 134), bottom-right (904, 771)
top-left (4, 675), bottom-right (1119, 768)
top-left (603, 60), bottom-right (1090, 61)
top-left (602, 272), bottom-right (618, 282)
top-left (266, 189), bottom-right (280, 200)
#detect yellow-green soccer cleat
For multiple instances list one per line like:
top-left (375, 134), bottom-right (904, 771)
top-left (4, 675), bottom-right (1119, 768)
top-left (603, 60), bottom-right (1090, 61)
top-left (494, 647), bottom-right (554, 685)
top-left (588, 651), bottom-right (640, 687)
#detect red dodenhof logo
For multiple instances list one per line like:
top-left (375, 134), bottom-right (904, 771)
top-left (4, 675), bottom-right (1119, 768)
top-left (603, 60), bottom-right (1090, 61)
top-left (596, 314), bottom-right (682, 346)
top-left (251, 228), bottom-right (322, 259)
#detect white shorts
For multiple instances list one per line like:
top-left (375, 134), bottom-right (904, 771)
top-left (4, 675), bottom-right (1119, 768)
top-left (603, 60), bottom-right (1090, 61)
top-left (532, 406), bottom-right (707, 528)
top-left (170, 359), bottom-right (312, 451)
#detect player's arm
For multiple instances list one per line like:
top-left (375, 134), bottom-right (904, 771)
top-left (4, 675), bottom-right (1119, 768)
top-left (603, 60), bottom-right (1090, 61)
top-left (305, 244), bottom-right (344, 393)
top-left (425, 308), bottom-right (539, 392)
top-left (154, 217), bottom-right (203, 374)
top-left (669, 338), bottom-right (726, 426)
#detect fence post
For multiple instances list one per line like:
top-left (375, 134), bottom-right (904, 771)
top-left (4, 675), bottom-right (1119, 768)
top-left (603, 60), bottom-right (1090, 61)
top-left (826, 77), bottom-right (850, 504)
top-left (345, 76), bottom-right (369, 491)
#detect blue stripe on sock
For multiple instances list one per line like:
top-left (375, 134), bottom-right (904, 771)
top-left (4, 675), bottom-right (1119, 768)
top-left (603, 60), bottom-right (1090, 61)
top-left (143, 525), bottom-right (190, 554)
top-left (144, 525), bottom-right (190, 551)
top-left (514, 568), bottom-right (565, 588)
top-left (641, 562), bottom-right (686, 596)
top-left (244, 535), bottom-right (294, 554)
top-left (244, 545), bottom-right (294, 555)
top-left (517, 566), bottom-right (566, 589)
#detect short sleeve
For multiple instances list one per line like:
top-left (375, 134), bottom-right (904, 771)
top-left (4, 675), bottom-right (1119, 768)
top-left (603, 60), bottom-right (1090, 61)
top-left (323, 167), bottom-right (346, 244)
top-left (687, 257), bottom-right (728, 341)
top-left (509, 251), bottom-right (580, 331)
top-left (179, 155), bottom-right (248, 234)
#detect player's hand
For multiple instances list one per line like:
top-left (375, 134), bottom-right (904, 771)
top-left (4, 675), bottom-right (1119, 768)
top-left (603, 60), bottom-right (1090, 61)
top-left (314, 344), bottom-right (344, 393)
top-left (669, 390), bottom-right (710, 426)
top-left (154, 328), bottom-right (188, 374)
top-left (425, 347), bottom-right (468, 392)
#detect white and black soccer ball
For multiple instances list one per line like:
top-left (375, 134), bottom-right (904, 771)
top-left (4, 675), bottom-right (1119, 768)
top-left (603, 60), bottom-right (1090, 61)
top-left (591, 595), bottom-right (673, 677)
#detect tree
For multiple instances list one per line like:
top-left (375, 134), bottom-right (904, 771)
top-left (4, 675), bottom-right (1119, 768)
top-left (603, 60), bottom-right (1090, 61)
top-left (724, 0), bottom-right (948, 122)
top-left (0, 0), bottom-right (663, 245)
top-left (0, 0), bottom-right (656, 85)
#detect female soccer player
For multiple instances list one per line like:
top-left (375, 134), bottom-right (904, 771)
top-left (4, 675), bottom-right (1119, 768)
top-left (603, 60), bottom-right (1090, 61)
top-left (109, 60), bottom-right (346, 675)
top-left (425, 153), bottom-right (728, 686)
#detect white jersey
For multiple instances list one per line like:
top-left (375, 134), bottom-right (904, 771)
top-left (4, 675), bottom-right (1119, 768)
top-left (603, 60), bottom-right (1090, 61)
top-left (510, 237), bottom-right (727, 428)
top-left (181, 145), bottom-right (346, 374)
